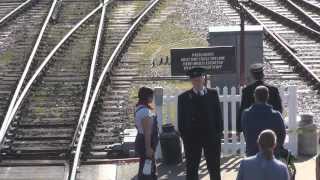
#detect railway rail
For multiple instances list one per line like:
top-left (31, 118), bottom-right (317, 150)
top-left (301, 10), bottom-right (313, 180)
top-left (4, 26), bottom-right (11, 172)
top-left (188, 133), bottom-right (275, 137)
top-left (1, 0), bottom-right (320, 178)
top-left (0, 0), bottom-right (102, 160)
top-left (216, 0), bottom-right (320, 115)
top-left (241, 0), bottom-right (320, 88)
top-left (0, 0), bottom-right (38, 26)
top-left (68, 0), bottom-right (162, 179)
top-left (0, 0), bottom-right (52, 126)
top-left (0, 0), bottom-right (163, 179)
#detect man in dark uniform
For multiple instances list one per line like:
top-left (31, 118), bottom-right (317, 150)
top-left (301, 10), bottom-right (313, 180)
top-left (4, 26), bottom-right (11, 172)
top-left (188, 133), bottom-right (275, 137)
top-left (178, 67), bottom-right (223, 180)
top-left (237, 63), bottom-right (283, 133)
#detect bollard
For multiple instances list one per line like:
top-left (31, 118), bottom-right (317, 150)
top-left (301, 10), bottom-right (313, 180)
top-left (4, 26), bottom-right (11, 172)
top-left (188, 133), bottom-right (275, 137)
top-left (298, 113), bottom-right (318, 156)
top-left (159, 123), bottom-right (182, 165)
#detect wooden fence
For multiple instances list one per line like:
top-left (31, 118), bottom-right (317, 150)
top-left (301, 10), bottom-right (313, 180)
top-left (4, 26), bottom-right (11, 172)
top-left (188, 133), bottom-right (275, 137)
top-left (154, 86), bottom-right (298, 158)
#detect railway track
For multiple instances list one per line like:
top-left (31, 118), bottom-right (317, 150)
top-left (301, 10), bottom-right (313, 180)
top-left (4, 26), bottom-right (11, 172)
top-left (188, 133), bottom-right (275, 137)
top-left (80, 1), bottom-right (148, 160)
top-left (67, 0), bottom-right (165, 179)
top-left (289, 0), bottom-right (320, 25)
top-left (2, 0), bottom-right (319, 178)
top-left (0, 0), bottom-right (39, 25)
top-left (253, 0), bottom-right (320, 31)
top-left (216, 0), bottom-right (320, 119)
top-left (0, 0), bottom-right (26, 20)
top-left (0, 0), bottom-right (103, 160)
top-left (0, 0), bottom-right (52, 126)
top-left (0, 0), bottom-right (164, 178)
top-left (242, 0), bottom-right (320, 85)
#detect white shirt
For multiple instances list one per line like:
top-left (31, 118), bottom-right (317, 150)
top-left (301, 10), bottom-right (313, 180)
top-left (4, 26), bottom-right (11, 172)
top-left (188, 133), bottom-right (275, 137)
top-left (135, 105), bottom-right (155, 134)
top-left (193, 86), bottom-right (207, 96)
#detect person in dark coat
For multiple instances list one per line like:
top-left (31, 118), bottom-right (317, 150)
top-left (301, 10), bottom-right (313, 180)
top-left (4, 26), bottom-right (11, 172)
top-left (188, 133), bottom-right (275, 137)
top-left (241, 86), bottom-right (286, 156)
top-left (237, 63), bottom-right (283, 132)
top-left (178, 68), bottom-right (223, 180)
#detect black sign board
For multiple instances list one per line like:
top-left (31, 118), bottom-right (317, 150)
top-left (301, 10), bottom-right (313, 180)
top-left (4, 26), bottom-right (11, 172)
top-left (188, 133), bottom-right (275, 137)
top-left (171, 46), bottom-right (236, 76)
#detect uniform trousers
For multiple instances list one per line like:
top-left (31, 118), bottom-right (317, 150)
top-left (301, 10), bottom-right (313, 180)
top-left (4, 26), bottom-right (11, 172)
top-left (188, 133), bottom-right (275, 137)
top-left (183, 132), bottom-right (221, 180)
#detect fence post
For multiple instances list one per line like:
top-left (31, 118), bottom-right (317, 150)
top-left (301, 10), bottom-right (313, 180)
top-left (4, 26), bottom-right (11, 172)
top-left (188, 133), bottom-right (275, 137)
top-left (164, 95), bottom-right (168, 125)
top-left (154, 87), bottom-right (163, 159)
top-left (231, 87), bottom-right (237, 153)
top-left (222, 87), bottom-right (229, 155)
top-left (288, 86), bottom-right (298, 156)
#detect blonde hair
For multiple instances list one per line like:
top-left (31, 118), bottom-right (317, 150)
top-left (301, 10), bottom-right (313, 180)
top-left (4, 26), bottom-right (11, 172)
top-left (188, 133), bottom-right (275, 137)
top-left (257, 129), bottom-right (277, 160)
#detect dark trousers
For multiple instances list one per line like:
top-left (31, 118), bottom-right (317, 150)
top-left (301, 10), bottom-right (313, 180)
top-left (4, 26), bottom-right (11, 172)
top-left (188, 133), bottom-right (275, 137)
top-left (183, 134), bottom-right (221, 180)
top-left (137, 154), bottom-right (157, 180)
top-left (135, 134), bottom-right (157, 180)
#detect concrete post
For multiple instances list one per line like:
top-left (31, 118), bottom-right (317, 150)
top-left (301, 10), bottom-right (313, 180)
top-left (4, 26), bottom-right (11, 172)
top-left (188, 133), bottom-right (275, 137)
top-left (154, 87), bottom-right (163, 132)
top-left (288, 86), bottom-right (298, 156)
top-left (154, 87), bottom-right (163, 159)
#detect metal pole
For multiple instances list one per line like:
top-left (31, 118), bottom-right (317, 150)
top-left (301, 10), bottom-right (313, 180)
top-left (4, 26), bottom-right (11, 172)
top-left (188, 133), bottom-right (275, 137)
top-left (240, 5), bottom-right (246, 86)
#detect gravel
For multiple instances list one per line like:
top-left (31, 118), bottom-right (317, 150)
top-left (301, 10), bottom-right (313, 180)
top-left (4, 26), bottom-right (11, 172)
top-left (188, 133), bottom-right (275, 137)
top-left (176, 0), bottom-right (234, 38)
top-left (174, 0), bottom-right (320, 124)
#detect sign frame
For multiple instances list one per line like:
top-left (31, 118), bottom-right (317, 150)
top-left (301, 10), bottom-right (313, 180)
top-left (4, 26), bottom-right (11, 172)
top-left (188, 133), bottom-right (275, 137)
top-left (170, 46), bottom-right (236, 76)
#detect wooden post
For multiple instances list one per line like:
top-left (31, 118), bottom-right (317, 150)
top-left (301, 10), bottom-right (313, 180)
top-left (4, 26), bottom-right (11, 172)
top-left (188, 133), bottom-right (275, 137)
top-left (239, 86), bottom-right (246, 155)
top-left (231, 87), bottom-right (237, 153)
top-left (240, 5), bottom-right (246, 86)
top-left (222, 87), bottom-right (229, 155)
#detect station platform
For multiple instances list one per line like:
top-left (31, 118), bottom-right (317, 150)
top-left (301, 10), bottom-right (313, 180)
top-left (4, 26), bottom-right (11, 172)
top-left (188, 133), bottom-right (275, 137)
top-left (0, 156), bottom-right (315, 180)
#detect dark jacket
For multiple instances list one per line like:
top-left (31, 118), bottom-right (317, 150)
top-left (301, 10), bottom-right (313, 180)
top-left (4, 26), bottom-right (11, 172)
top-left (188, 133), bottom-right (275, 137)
top-left (178, 88), bottom-right (223, 139)
top-left (237, 80), bottom-right (283, 132)
top-left (241, 104), bottom-right (286, 156)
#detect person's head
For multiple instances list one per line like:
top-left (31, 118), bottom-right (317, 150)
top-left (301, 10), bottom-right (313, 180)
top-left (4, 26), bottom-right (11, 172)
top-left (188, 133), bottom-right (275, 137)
top-left (250, 63), bottom-right (264, 81)
top-left (191, 76), bottom-right (206, 90)
top-left (254, 86), bottom-right (269, 104)
top-left (187, 68), bottom-right (206, 90)
top-left (257, 129), bottom-right (277, 160)
top-left (137, 87), bottom-right (154, 109)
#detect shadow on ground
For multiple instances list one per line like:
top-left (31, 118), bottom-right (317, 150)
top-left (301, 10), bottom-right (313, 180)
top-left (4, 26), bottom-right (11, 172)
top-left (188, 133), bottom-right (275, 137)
top-left (156, 156), bottom-right (242, 179)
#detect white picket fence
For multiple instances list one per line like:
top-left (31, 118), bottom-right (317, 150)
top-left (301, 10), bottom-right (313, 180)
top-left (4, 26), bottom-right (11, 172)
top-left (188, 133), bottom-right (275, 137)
top-left (154, 86), bottom-right (298, 157)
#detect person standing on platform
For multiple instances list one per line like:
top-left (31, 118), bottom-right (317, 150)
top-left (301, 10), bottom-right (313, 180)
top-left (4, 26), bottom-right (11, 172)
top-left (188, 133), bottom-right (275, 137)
top-left (237, 129), bottom-right (290, 180)
top-left (241, 86), bottom-right (286, 157)
top-left (237, 63), bottom-right (283, 133)
top-left (178, 67), bottom-right (223, 180)
top-left (134, 87), bottom-right (159, 180)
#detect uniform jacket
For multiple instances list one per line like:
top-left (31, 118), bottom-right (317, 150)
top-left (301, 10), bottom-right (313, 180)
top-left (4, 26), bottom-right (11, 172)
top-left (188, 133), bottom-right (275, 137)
top-left (177, 88), bottom-right (223, 139)
top-left (237, 152), bottom-right (290, 180)
top-left (237, 80), bottom-right (283, 132)
top-left (241, 104), bottom-right (286, 156)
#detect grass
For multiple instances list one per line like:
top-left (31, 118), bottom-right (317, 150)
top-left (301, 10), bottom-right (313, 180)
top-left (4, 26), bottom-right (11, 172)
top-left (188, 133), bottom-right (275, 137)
top-left (0, 49), bottom-right (14, 65)
top-left (34, 106), bottom-right (46, 114)
top-left (134, 1), bottom-right (149, 13)
top-left (127, 0), bottom-right (208, 118)
top-left (138, 17), bottom-right (208, 64)
top-left (129, 86), bottom-right (139, 102)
